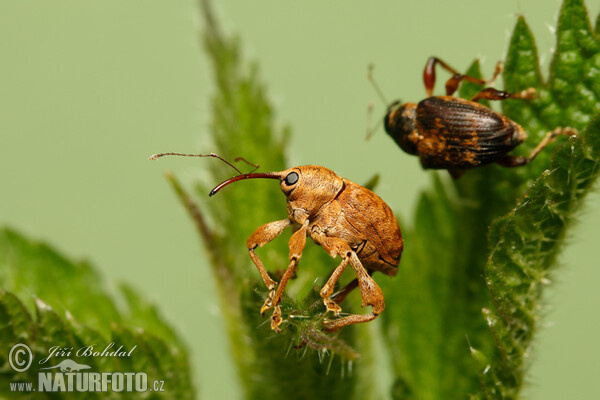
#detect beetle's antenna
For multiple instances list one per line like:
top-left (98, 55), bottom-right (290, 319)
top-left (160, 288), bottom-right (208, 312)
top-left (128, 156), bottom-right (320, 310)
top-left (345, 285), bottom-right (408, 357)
top-left (234, 156), bottom-right (260, 173)
top-left (149, 151), bottom-right (275, 196)
top-left (366, 64), bottom-right (390, 140)
top-left (209, 172), bottom-right (282, 197)
top-left (368, 64), bottom-right (389, 107)
top-left (366, 101), bottom-right (383, 141)
top-left (149, 152), bottom-right (253, 175)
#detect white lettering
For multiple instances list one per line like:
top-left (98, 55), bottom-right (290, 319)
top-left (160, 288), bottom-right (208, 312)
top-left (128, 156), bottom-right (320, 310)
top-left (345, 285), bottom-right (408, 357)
top-left (38, 372), bottom-right (53, 391)
top-left (135, 372), bottom-right (147, 392)
top-left (36, 371), bottom-right (149, 393)
top-left (112, 372), bottom-right (124, 392)
top-left (52, 373), bottom-right (66, 392)
top-left (88, 372), bottom-right (101, 391)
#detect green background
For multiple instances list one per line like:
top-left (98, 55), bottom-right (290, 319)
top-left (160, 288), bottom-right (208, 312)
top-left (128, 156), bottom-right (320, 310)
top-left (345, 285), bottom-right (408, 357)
top-left (1, 0), bottom-right (599, 398)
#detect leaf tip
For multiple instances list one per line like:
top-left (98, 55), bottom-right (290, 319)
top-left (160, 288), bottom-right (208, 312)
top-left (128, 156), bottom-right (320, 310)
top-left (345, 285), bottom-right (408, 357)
top-left (35, 297), bottom-right (51, 311)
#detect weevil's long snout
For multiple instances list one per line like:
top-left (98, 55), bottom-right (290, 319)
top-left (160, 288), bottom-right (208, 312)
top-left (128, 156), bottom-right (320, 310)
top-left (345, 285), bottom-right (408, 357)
top-left (209, 172), bottom-right (285, 196)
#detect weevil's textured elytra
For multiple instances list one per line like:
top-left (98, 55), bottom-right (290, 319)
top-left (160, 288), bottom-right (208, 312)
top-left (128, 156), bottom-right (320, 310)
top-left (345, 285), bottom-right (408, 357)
top-left (383, 56), bottom-right (576, 178)
top-left (150, 153), bottom-right (403, 332)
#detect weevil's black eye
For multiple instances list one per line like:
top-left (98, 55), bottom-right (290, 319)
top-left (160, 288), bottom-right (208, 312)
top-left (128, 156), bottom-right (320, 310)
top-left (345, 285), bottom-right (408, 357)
top-left (284, 172), bottom-right (299, 186)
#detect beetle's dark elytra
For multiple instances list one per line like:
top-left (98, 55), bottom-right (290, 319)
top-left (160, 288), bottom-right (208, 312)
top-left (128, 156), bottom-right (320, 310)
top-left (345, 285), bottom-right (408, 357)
top-left (416, 96), bottom-right (525, 169)
top-left (386, 96), bottom-right (526, 169)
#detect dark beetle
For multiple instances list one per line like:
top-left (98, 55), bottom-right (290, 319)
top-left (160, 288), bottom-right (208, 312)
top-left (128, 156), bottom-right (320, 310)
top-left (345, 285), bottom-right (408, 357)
top-left (383, 57), bottom-right (575, 177)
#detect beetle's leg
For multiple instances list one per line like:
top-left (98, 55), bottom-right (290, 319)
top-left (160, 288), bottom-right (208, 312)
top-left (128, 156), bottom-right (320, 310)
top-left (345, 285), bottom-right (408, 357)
top-left (330, 268), bottom-right (377, 304)
top-left (470, 87), bottom-right (536, 103)
top-left (321, 262), bottom-right (349, 315)
top-left (268, 222), bottom-right (308, 332)
top-left (308, 235), bottom-right (350, 315)
top-left (424, 57), bottom-right (499, 97)
top-left (313, 234), bottom-right (384, 331)
top-left (247, 219), bottom-right (292, 316)
top-left (497, 127), bottom-right (578, 167)
top-left (325, 252), bottom-right (384, 332)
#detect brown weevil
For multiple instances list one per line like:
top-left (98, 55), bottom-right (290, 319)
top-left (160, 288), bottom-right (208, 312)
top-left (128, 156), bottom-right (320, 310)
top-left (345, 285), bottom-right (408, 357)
top-left (150, 152), bottom-right (403, 332)
top-left (382, 57), bottom-right (576, 177)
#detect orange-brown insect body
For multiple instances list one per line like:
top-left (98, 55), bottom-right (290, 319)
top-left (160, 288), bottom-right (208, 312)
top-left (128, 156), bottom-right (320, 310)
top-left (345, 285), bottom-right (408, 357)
top-left (213, 164), bottom-right (403, 332)
top-left (283, 166), bottom-right (402, 276)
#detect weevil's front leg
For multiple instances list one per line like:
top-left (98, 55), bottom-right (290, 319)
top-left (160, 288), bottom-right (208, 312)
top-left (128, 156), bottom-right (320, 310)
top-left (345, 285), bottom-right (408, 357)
top-left (267, 221), bottom-right (308, 332)
top-left (497, 127), bottom-right (578, 167)
top-left (247, 219), bottom-right (292, 316)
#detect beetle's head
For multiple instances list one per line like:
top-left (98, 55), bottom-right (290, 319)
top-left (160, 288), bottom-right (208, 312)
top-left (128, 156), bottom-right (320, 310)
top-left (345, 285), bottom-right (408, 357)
top-left (384, 101), bottom-right (419, 155)
top-left (278, 166), bottom-right (343, 215)
top-left (209, 165), bottom-right (343, 222)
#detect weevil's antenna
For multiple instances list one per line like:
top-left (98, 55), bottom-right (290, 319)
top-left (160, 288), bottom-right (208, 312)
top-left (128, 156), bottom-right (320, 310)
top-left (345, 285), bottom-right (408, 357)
top-left (366, 64), bottom-right (389, 141)
top-left (234, 156), bottom-right (260, 173)
top-left (149, 152), bottom-right (255, 175)
top-left (367, 64), bottom-right (389, 107)
top-left (149, 151), bottom-right (280, 197)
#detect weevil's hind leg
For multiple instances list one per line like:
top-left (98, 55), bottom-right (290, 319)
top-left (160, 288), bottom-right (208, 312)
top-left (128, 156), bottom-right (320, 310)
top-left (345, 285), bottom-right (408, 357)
top-left (497, 127), bottom-right (578, 167)
top-left (267, 222), bottom-right (308, 332)
top-left (470, 87), bottom-right (537, 103)
top-left (329, 269), bottom-right (375, 304)
top-left (330, 278), bottom-right (359, 305)
top-left (247, 219), bottom-right (292, 316)
top-left (314, 234), bottom-right (385, 331)
top-left (324, 253), bottom-right (384, 332)
top-left (424, 57), bottom-right (500, 97)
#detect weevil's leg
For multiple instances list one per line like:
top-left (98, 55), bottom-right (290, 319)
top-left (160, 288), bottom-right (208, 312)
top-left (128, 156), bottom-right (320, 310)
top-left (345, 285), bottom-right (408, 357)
top-left (311, 234), bottom-right (353, 314)
top-left (497, 127), bottom-right (578, 167)
top-left (321, 259), bottom-right (349, 315)
top-left (470, 87), bottom-right (537, 103)
top-left (313, 234), bottom-right (384, 331)
top-left (424, 56), bottom-right (494, 97)
top-left (324, 253), bottom-right (384, 332)
top-left (247, 219), bottom-right (292, 315)
top-left (424, 57), bottom-right (460, 97)
top-left (330, 278), bottom-right (358, 304)
top-left (323, 312), bottom-right (379, 332)
top-left (269, 222), bottom-right (308, 332)
top-left (330, 270), bottom-right (375, 304)
top-left (489, 60), bottom-right (504, 84)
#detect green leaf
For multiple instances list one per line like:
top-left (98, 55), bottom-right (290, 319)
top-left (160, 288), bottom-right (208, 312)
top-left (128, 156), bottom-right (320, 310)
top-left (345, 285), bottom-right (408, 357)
top-left (0, 228), bottom-right (195, 399)
top-left (0, 228), bottom-right (121, 338)
top-left (550, 0), bottom-right (600, 124)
